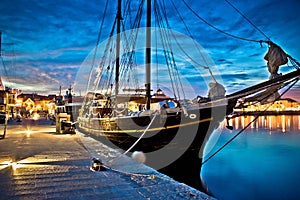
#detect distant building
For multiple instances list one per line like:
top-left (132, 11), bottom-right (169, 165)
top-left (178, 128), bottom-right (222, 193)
top-left (16, 93), bottom-right (57, 117)
top-left (234, 98), bottom-right (300, 114)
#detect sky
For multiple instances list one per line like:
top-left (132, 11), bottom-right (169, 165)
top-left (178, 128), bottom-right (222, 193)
top-left (0, 0), bottom-right (300, 101)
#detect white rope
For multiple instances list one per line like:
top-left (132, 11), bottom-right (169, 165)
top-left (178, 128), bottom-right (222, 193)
top-left (106, 112), bottom-right (158, 165)
top-left (122, 112), bottom-right (158, 155)
top-left (87, 112), bottom-right (172, 180)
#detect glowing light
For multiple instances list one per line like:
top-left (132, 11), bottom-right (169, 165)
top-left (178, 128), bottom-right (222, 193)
top-left (15, 99), bottom-right (23, 107)
top-left (26, 128), bottom-right (31, 137)
top-left (0, 160), bottom-right (21, 171)
top-left (235, 117), bottom-right (238, 130)
top-left (231, 115), bottom-right (300, 133)
top-left (299, 115), bottom-right (300, 130)
top-left (11, 162), bottom-right (19, 171)
top-left (1, 160), bottom-right (12, 165)
top-left (282, 115), bottom-right (286, 133)
top-left (241, 116), bottom-right (245, 129)
top-left (0, 160), bottom-right (13, 170)
top-left (32, 113), bottom-right (40, 120)
top-left (250, 116), bottom-right (254, 129)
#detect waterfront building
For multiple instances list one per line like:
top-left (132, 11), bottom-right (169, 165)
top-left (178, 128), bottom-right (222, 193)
top-left (15, 93), bottom-right (56, 117)
top-left (234, 98), bottom-right (300, 114)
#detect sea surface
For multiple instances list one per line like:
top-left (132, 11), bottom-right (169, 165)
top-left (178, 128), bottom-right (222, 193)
top-left (202, 115), bottom-right (300, 200)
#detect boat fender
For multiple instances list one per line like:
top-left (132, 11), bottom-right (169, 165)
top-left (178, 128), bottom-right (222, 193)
top-left (131, 151), bottom-right (146, 163)
top-left (189, 113), bottom-right (197, 119)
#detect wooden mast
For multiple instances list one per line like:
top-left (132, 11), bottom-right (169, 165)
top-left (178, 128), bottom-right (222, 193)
top-left (0, 31), bottom-right (2, 57)
top-left (145, 0), bottom-right (151, 110)
top-left (115, 0), bottom-right (122, 97)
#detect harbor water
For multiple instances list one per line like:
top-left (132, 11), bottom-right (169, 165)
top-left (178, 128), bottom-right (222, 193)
top-left (202, 115), bottom-right (300, 200)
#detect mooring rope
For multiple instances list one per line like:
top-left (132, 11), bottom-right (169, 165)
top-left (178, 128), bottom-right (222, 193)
top-left (105, 112), bottom-right (158, 165)
top-left (89, 112), bottom-right (172, 180)
top-left (122, 113), bottom-right (158, 155)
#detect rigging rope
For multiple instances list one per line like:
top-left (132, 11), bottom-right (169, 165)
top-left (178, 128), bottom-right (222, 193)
top-left (154, 3), bottom-right (181, 99)
top-left (180, 0), bottom-right (268, 43)
top-left (168, 0), bottom-right (220, 87)
top-left (169, 0), bottom-right (210, 68)
top-left (224, 0), bottom-right (271, 41)
top-left (119, 0), bottom-right (144, 91)
top-left (84, 8), bottom-right (117, 116)
top-left (0, 56), bottom-right (9, 82)
top-left (155, 0), bottom-right (196, 100)
top-left (202, 77), bottom-right (299, 165)
top-left (86, 0), bottom-right (110, 93)
top-left (287, 55), bottom-right (300, 70)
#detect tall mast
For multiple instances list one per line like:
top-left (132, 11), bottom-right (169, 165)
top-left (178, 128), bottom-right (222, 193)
top-left (0, 31), bottom-right (2, 57)
top-left (115, 0), bottom-right (122, 97)
top-left (145, 0), bottom-right (151, 110)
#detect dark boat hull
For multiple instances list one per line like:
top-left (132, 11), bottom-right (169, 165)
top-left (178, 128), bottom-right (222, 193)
top-left (78, 102), bottom-right (227, 192)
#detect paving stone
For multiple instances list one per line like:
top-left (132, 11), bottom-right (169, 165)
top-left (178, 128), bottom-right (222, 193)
top-left (0, 119), bottom-right (214, 199)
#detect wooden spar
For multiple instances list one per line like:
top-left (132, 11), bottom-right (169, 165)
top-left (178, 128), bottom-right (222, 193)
top-left (145, 0), bottom-right (151, 110)
top-left (226, 69), bottom-right (300, 101)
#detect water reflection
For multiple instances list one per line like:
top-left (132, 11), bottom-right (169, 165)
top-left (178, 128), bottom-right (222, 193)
top-left (225, 115), bottom-right (300, 133)
top-left (203, 115), bottom-right (300, 200)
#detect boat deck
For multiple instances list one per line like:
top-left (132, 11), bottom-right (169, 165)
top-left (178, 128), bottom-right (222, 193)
top-left (0, 118), bottom-right (214, 199)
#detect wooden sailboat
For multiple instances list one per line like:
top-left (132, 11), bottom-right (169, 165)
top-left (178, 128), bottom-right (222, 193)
top-left (76, 0), bottom-right (300, 193)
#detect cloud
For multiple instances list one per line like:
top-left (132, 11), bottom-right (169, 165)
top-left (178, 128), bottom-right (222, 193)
top-left (0, 0), bottom-right (106, 93)
top-left (0, 0), bottom-right (300, 97)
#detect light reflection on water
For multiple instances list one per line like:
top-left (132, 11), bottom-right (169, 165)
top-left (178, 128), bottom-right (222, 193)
top-left (202, 115), bottom-right (300, 200)
top-left (229, 115), bottom-right (300, 133)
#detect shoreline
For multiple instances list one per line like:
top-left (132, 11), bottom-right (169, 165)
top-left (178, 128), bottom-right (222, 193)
top-left (230, 111), bottom-right (300, 117)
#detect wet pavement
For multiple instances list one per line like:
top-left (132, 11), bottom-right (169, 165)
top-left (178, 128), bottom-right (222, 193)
top-left (0, 118), bottom-right (213, 199)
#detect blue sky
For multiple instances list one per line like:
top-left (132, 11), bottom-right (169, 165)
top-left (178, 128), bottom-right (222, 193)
top-left (0, 0), bottom-right (300, 100)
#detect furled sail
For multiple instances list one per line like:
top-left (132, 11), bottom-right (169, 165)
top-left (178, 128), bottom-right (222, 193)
top-left (258, 42), bottom-right (288, 103)
top-left (228, 42), bottom-right (297, 105)
top-left (247, 42), bottom-right (289, 103)
top-left (208, 81), bottom-right (226, 100)
top-left (264, 42), bottom-right (288, 79)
